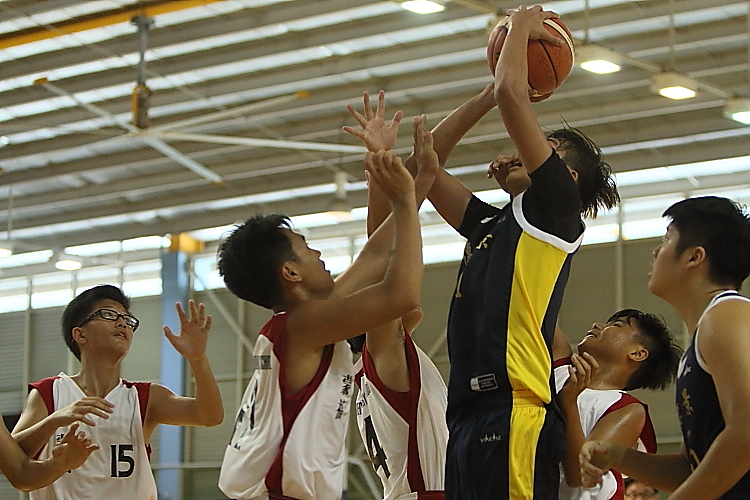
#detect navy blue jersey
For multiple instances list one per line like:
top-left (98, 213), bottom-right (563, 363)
top-left (676, 291), bottom-right (750, 498)
top-left (446, 151), bottom-right (584, 420)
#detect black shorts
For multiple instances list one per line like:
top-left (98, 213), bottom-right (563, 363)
top-left (445, 392), bottom-right (564, 500)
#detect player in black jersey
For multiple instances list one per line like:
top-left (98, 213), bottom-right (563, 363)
top-left (347, 6), bottom-right (619, 499)
top-left (581, 196), bottom-right (750, 500)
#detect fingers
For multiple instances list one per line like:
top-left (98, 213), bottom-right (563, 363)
top-left (345, 104), bottom-right (367, 128)
top-left (175, 302), bottom-right (186, 323)
top-left (389, 109), bottom-right (404, 131)
top-left (375, 90), bottom-right (385, 119)
top-left (363, 91), bottom-right (374, 121)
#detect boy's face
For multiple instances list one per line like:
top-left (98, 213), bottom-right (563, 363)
top-left (74, 299), bottom-right (135, 358)
top-left (648, 224), bottom-right (683, 300)
top-left (284, 229), bottom-right (334, 295)
top-left (488, 139), bottom-right (572, 196)
top-left (577, 315), bottom-right (644, 364)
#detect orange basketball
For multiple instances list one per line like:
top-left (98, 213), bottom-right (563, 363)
top-left (487, 17), bottom-right (575, 98)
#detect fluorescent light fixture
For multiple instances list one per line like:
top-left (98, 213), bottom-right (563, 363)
top-left (723, 98), bottom-right (750, 124)
top-left (399, 0), bottom-right (445, 14)
top-left (55, 253), bottom-right (82, 270)
top-left (577, 45), bottom-right (622, 74)
top-left (326, 171), bottom-right (353, 221)
top-left (651, 72), bottom-right (697, 100)
top-left (0, 241), bottom-right (12, 258)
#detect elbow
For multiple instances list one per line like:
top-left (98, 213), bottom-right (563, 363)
top-left (203, 408), bottom-right (225, 427)
top-left (8, 477), bottom-right (36, 493)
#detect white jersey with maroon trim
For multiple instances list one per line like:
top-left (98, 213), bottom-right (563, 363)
top-left (29, 373), bottom-right (156, 500)
top-left (355, 332), bottom-right (448, 500)
top-left (554, 363), bottom-right (657, 500)
top-left (219, 312), bottom-right (354, 500)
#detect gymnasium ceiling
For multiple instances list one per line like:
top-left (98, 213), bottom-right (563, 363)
top-left (0, 0), bottom-right (749, 268)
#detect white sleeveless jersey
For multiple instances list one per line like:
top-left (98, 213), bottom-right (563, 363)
top-left (554, 363), bottom-right (656, 500)
top-left (29, 373), bottom-right (157, 500)
top-left (355, 333), bottom-right (448, 500)
top-left (219, 312), bottom-right (354, 500)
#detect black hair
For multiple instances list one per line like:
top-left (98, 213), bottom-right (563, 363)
top-left (217, 214), bottom-right (297, 309)
top-left (62, 285), bottom-right (131, 360)
top-left (606, 309), bottom-right (682, 391)
top-left (624, 477), bottom-right (659, 495)
top-left (663, 196), bottom-right (750, 289)
top-left (547, 125), bottom-right (619, 219)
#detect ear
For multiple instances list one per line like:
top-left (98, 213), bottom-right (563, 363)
top-left (628, 346), bottom-right (649, 363)
top-left (567, 167), bottom-right (578, 182)
top-left (280, 261), bottom-right (302, 283)
top-left (685, 246), bottom-right (706, 269)
top-left (72, 326), bottom-right (86, 346)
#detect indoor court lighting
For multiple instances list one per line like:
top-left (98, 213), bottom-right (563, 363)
top-left (651, 72), bottom-right (697, 100)
top-left (399, 0), bottom-right (445, 14)
top-left (723, 98), bottom-right (750, 124)
top-left (577, 45), bottom-right (622, 74)
top-left (326, 171), bottom-right (353, 222)
top-left (0, 243), bottom-right (11, 258)
top-left (54, 253), bottom-right (82, 271)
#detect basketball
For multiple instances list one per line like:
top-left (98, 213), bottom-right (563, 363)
top-left (487, 16), bottom-right (575, 98)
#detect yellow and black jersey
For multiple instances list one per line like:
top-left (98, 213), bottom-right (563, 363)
top-left (446, 151), bottom-right (584, 420)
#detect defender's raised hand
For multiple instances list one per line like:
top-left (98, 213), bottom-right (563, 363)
top-left (364, 150), bottom-right (414, 203)
top-left (164, 300), bottom-right (213, 362)
top-left (413, 114), bottom-right (439, 180)
top-left (51, 397), bottom-right (114, 427)
top-left (343, 90), bottom-right (403, 152)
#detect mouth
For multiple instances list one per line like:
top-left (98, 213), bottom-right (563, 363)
top-left (584, 331), bottom-right (598, 339)
top-left (114, 332), bottom-right (128, 340)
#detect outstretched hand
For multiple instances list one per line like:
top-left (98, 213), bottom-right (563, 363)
top-left (364, 150), bottom-right (414, 202)
top-left (505, 5), bottom-right (564, 46)
top-left (413, 114), bottom-right (438, 180)
top-left (164, 300), bottom-right (212, 362)
top-left (343, 90), bottom-right (403, 152)
top-left (51, 423), bottom-right (99, 470)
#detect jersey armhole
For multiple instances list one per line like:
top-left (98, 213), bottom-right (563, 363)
top-left (602, 393), bottom-right (657, 453)
top-left (28, 376), bottom-right (59, 415)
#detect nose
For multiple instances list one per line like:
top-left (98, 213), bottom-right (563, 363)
top-left (591, 322), bottom-right (603, 331)
top-left (652, 244), bottom-right (661, 257)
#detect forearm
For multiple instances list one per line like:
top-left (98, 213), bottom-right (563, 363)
top-left (13, 418), bottom-right (60, 458)
top-left (187, 356), bottom-right (224, 427)
top-left (611, 447), bottom-right (691, 492)
top-left (8, 458), bottom-right (68, 492)
top-left (367, 180), bottom-right (391, 237)
top-left (561, 404), bottom-right (586, 487)
top-left (494, 22), bottom-right (530, 102)
top-left (382, 195), bottom-right (422, 311)
top-left (668, 427), bottom-right (750, 499)
top-left (403, 85), bottom-right (494, 179)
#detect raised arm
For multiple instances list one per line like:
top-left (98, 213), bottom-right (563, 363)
top-left (287, 149), bottom-right (422, 349)
top-left (1, 423), bottom-right (97, 492)
top-left (494, 6), bottom-right (560, 174)
top-left (408, 85), bottom-right (496, 230)
top-left (557, 351), bottom-right (598, 487)
top-left (144, 301), bottom-right (223, 439)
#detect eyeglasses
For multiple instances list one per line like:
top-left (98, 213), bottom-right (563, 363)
top-left (79, 308), bottom-right (139, 331)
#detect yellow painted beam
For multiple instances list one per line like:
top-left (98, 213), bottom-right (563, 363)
top-left (0, 0), bottom-right (227, 50)
top-left (169, 233), bottom-right (205, 254)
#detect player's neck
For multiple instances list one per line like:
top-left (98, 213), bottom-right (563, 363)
top-left (671, 283), bottom-right (736, 334)
top-left (590, 363), bottom-right (630, 391)
top-left (73, 357), bottom-right (123, 397)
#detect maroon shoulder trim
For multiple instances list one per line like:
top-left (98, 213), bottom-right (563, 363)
top-left (28, 376), bottom-right (60, 416)
top-left (553, 356), bottom-right (571, 369)
top-left (122, 380), bottom-right (153, 460)
top-left (602, 393), bottom-right (657, 453)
